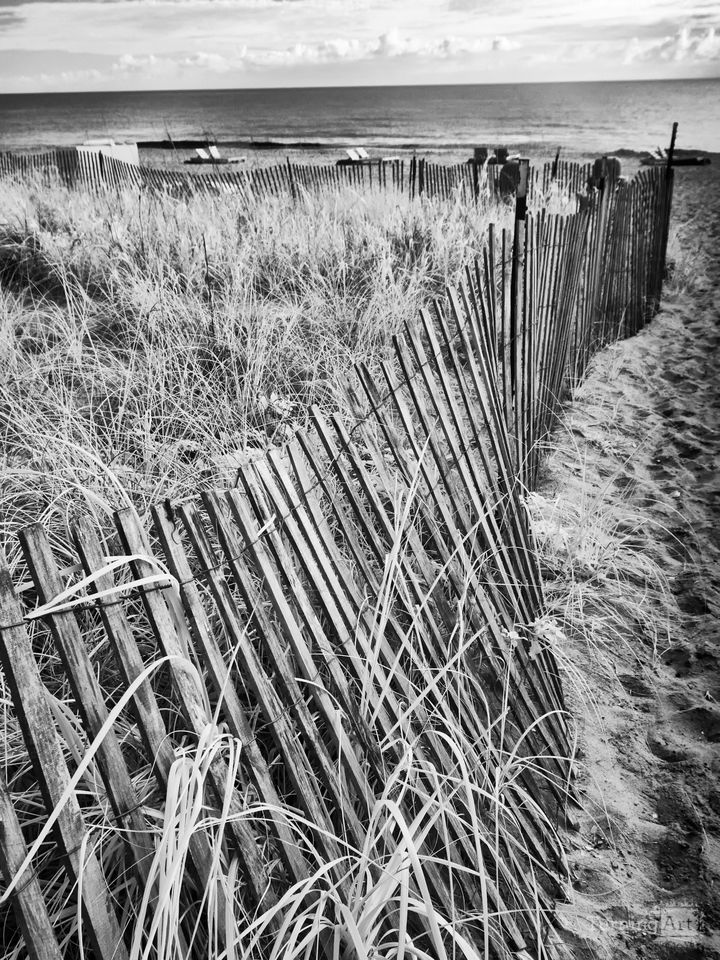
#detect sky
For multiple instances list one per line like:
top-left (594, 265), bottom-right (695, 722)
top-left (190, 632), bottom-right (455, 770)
top-left (1, 0), bottom-right (719, 93)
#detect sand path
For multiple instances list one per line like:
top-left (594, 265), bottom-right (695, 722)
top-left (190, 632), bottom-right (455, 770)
top-left (531, 160), bottom-right (720, 959)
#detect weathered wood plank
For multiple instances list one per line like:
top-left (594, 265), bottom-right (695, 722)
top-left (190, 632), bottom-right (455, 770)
top-left (305, 415), bottom-right (538, 945)
top-left (151, 500), bottom-right (312, 892)
top-left (0, 560), bottom-right (129, 960)
top-left (112, 508), bottom-right (281, 919)
top-left (357, 347), bottom-right (570, 791)
top-left (249, 457), bottom-right (382, 751)
top-left (175, 496), bottom-right (353, 881)
top-left (0, 775), bottom-right (63, 960)
top-left (19, 524), bottom-right (157, 890)
top-left (210, 490), bottom-right (367, 845)
top-left (445, 283), bottom-right (571, 723)
top-left (406, 309), bottom-right (534, 625)
top-left (71, 516), bottom-right (227, 920)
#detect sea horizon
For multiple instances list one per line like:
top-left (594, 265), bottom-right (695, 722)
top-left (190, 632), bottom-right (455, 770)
top-left (1, 77), bottom-right (719, 156)
top-left (4, 75), bottom-right (716, 94)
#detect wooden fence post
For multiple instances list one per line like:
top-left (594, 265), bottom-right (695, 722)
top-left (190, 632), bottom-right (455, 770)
top-left (509, 158), bottom-right (529, 474)
top-left (658, 121), bottom-right (678, 305)
top-left (551, 147), bottom-right (560, 182)
top-left (286, 156), bottom-right (297, 202)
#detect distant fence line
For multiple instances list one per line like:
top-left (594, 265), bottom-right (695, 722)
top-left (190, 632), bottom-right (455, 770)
top-left (0, 152), bottom-right (673, 960)
top-left (0, 147), bottom-right (592, 203)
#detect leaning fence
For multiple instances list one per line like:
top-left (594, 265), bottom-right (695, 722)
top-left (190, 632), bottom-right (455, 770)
top-left (0, 153), bottom-right (674, 960)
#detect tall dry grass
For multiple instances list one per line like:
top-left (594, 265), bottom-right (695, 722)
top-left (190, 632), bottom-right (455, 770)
top-left (0, 173), bottom-right (515, 573)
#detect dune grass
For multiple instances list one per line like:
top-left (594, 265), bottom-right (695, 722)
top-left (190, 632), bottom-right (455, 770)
top-left (0, 173), bottom-right (518, 576)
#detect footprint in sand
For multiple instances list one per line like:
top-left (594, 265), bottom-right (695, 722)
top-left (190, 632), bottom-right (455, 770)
top-left (618, 673), bottom-right (654, 698)
top-left (662, 646), bottom-right (693, 677)
top-left (677, 592), bottom-right (712, 615)
top-left (695, 646), bottom-right (720, 677)
top-left (662, 370), bottom-right (690, 386)
top-left (667, 692), bottom-right (720, 743)
top-left (633, 406), bottom-right (653, 421)
top-left (674, 440), bottom-right (703, 461)
top-left (649, 465), bottom-right (675, 481)
top-left (681, 705), bottom-right (720, 743)
top-left (646, 731), bottom-right (688, 763)
top-left (695, 467), bottom-right (719, 487)
top-left (613, 473), bottom-right (637, 494)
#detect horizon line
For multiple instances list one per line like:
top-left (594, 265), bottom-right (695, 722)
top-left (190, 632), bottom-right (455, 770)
top-left (2, 74), bottom-right (719, 98)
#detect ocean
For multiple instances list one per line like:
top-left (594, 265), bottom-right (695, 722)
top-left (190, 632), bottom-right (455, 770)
top-left (1, 79), bottom-right (718, 158)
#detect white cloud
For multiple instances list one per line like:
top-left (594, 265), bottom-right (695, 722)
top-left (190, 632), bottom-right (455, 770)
top-left (61, 30), bottom-right (522, 79)
top-left (624, 25), bottom-right (720, 63)
top-left (492, 35), bottom-right (520, 52)
top-left (114, 50), bottom-right (241, 73)
top-left (371, 29), bottom-right (517, 59)
top-left (237, 29), bottom-right (522, 65)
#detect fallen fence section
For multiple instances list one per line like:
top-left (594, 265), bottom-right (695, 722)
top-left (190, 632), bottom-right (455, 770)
top-left (1, 292), bottom-right (571, 959)
top-left (0, 159), bottom-right (673, 960)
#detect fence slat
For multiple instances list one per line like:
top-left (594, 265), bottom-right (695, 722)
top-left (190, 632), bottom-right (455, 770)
top-left (175, 496), bottom-right (353, 885)
top-left (0, 563), bottom-right (130, 960)
top-left (215, 490), bottom-right (368, 841)
top-left (250, 454), bottom-right (381, 769)
top-left (150, 501), bottom-right (313, 892)
top-left (70, 515), bottom-right (233, 925)
top-left (0, 775), bottom-right (63, 960)
top-left (112, 508), bottom-right (282, 920)
top-left (19, 524), bottom-right (157, 890)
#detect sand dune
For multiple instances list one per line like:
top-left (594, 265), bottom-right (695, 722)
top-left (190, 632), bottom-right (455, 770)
top-left (532, 157), bottom-right (720, 959)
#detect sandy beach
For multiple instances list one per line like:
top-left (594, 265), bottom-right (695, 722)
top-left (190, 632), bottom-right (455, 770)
top-left (530, 156), bottom-right (720, 958)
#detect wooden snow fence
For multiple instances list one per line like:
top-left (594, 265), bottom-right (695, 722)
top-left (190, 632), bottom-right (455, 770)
top-left (0, 272), bottom-right (575, 960)
top-left (431, 162), bottom-right (672, 492)
top-left (0, 148), bottom-right (80, 186)
top-left (0, 146), bottom-right (675, 960)
top-left (0, 149), bottom-right (586, 206)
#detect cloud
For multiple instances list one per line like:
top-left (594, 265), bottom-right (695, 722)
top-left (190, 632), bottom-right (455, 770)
top-left (447, 0), bottom-right (520, 12)
top-left (14, 65), bottom-right (104, 85)
top-left (492, 35), bottom-right (520, 52)
top-left (624, 25), bottom-right (720, 63)
top-left (108, 29), bottom-right (521, 73)
top-left (2, 26), bottom-right (524, 89)
top-left (370, 29), bottom-right (520, 60)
